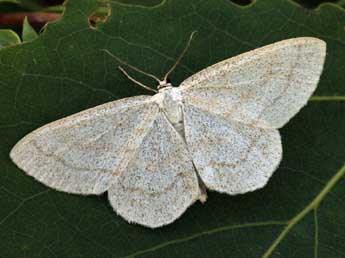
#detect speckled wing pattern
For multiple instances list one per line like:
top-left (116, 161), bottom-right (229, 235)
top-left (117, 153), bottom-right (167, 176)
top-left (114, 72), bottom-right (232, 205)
top-left (10, 96), bottom-right (158, 195)
top-left (180, 38), bottom-right (326, 129)
top-left (183, 104), bottom-right (282, 195)
top-left (9, 37), bottom-right (326, 228)
top-left (108, 112), bottom-right (200, 228)
top-left (181, 37), bottom-right (326, 195)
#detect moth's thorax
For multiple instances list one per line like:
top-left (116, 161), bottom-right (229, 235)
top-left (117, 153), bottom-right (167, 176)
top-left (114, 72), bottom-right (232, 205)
top-left (152, 86), bottom-right (183, 128)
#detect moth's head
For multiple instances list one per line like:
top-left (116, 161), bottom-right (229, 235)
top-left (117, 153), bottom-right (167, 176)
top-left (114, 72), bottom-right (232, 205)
top-left (157, 78), bottom-right (173, 91)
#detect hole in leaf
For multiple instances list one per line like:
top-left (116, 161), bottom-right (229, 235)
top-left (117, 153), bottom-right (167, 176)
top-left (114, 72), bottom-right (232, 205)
top-left (33, 0), bottom-right (65, 6)
top-left (228, 0), bottom-right (253, 6)
top-left (292, 0), bottom-right (339, 9)
top-left (88, 2), bottom-right (111, 29)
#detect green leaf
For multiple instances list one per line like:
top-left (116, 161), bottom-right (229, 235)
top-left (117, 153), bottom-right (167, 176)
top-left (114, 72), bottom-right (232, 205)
top-left (0, 0), bottom-right (21, 3)
top-left (0, 29), bottom-right (21, 48)
top-left (0, 0), bottom-right (344, 257)
top-left (336, 0), bottom-right (345, 8)
top-left (22, 16), bottom-right (38, 42)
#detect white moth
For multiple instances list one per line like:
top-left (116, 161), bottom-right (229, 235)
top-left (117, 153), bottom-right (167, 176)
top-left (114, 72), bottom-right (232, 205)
top-left (10, 36), bottom-right (326, 228)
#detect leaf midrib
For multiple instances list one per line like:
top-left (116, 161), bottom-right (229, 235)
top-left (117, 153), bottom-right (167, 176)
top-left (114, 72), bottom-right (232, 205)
top-left (309, 96), bottom-right (345, 101)
top-left (121, 163), bottom-right (345, 258)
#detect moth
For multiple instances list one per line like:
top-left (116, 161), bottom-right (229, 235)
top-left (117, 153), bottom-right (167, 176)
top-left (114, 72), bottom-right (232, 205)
top-left (10, 35), bottom-right (326, 228)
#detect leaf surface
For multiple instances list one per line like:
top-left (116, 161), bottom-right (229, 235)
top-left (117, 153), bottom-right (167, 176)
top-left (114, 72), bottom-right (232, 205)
top-left (22, 16), bottom-right (38, 42)
top-left (0, 28), bottom-right (20, 47)
top-left (0, 0), bottom-right (344, 257)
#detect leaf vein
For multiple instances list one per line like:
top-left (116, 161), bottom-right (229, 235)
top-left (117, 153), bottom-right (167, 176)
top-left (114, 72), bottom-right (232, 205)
top-left (261, 163), bottom-right (345, 258)
top-left (122, 221), bottom-right (287, 258)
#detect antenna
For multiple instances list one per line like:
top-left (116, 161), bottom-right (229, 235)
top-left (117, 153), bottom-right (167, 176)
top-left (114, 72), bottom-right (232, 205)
top-left (118, 66), bottom-right (157, 93)
top-left (100, 49), bottom-right (161, 83)
top-left (100, 31), bottom-right (197, 92)
top-left (163, 30), bottom-right (197, 82)
top-left (100, 49), bottom-right (159, 93)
